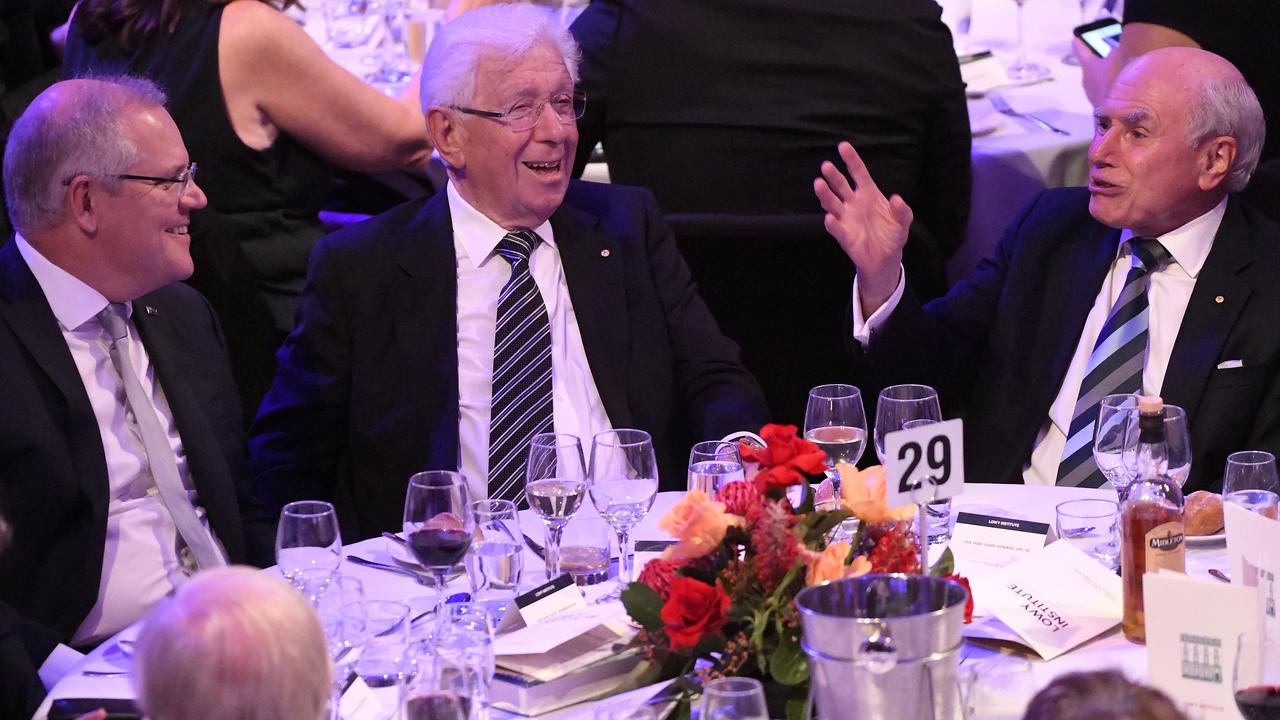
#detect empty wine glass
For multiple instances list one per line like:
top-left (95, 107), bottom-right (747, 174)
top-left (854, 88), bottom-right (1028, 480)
top-left (1007, 0), bottom-right (1050, 81)
top-left (403, 471), bottom-right (474, 615)
top-left (276, 500), bottom-right (342, 586)
top-left (466, 499), bottom-right (523, 619)
top-left (805, 384), bottom-right (869, 492)
top-left (874, 384), bottom-right (943, 464)
top-left (687, 440), bottom-right (744, 499)
top-left (1121, 404), bottom-right (1191, 488)
top-left (1233, 632), bottom-right (1280, 720)
top-left (525, 433), bottom-right (588, 579)
top-left (589, 429), bottom-right (659, 599)
top-left (1225, 451), bottom-right (1280, 519)
top-left (699, 677), bottom-right (769, 720)
top-left (1094, 394), bottom-right (1139, 495)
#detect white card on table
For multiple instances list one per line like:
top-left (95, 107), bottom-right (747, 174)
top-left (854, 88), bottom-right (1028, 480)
top-left (968, 539), bottom-right (1122, 660)
top-left (950, 512), bottom-right (1050, 575)
top-left (493, 603), bottom-right (621, 656)
top-left (515, 573), bottom-right (586, 625)
top-left (884, 418), bottom-right (965, 508)
top-left (1144, 572), bottom-right (1258, 720)
top-left (1225, 502), bottom-right (1280, 636)
top-left (339, 676), bottom-right (389, 720)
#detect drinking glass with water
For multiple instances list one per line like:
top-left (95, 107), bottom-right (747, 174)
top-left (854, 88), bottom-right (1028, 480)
top-left (687, 440), bottom-right (744, 499)
top-left (466, 499), bottom-right (523, 619)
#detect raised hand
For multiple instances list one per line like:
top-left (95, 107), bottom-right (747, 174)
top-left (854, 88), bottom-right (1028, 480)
top-left (814, 142), bottom-right (914, 314)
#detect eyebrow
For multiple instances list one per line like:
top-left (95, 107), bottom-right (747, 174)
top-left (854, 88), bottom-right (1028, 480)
top-left (1093, 107), bottom-right (1152, 125)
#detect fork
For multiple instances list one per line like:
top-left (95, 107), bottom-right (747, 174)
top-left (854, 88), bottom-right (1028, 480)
top-left (987, 93), bottom-right (1069, 135)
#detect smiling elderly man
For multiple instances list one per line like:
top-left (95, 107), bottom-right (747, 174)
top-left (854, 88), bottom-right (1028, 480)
top-left (818, 47), bottom-right (1280, 492)
top-left (250, 4), bottom-right (768, 539)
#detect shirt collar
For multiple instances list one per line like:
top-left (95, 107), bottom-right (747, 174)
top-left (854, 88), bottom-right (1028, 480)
top-left (14, 233), bottom-right (128, 331)
top-left (1117, 196), bottom-right (1227, 279)
top-left (446, 181), bottom-right (556, 267)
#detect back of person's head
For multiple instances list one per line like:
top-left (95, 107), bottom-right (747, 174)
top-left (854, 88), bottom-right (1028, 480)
top-left (133, 566), bottom-right (332, 720)
top-left (1022, 671), bottom-right (1189, 720)
top-left (419, 3), bottom-right (580, 111)
top-left (2, 75), bottom-right (166, 236)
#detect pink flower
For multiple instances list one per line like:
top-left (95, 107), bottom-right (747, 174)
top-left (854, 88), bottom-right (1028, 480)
top-left (658, 490), bottom-right (739, 561)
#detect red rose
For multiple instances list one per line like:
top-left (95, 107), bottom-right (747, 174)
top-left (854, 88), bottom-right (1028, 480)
top-left (739, 424), bottom-right (827, 492)
top-left (947, 575), bottom-right (975, 624)
top-left (660, 576), bottom-right (731, 651)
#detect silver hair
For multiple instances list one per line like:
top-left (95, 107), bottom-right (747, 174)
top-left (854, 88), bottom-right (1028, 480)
top-left (419, 4), bottom-right (581, 112)
top-left (134, 567), bottom-right (332, 720)
top-left (3, 75), bottom-right (167, 235)
top-left (1186, 74), bottom-right (1266, 193)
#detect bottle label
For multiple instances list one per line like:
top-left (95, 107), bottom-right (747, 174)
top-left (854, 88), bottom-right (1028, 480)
top-left (1144, 521), bottom-right (1186, 572)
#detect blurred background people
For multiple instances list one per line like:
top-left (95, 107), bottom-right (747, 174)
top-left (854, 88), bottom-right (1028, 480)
top-left (134, 566), bottom-right (332, 720)
top-left (1021, 670), bottom-right (1189, 720)
top-left (64, 0), bottom-right (433, 421)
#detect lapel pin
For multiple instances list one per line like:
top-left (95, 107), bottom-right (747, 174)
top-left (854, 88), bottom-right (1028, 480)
top-left (600, 249), bottom-right (611, 258)
top-left (145, 305), bottom-right (159, 316)
top-left (1215, 295), bottom-right (1225, 304)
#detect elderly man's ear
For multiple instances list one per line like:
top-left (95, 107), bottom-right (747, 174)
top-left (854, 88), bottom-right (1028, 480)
top-left (427, 108), bottom-right (466, 171)
top-left (1198, 135), bottom-right (1238, 191)
top-left (66, 176), bottom-right (100, 235)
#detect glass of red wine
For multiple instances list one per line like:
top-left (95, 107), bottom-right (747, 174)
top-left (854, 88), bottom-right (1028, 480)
top-left (1235, 632), bottom-right (1280, 720)
top-left (404, 470), bottom-right (475, 614)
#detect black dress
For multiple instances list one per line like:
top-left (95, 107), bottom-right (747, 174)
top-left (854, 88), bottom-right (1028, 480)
top-left (64, 0), bottom-right (332, 420)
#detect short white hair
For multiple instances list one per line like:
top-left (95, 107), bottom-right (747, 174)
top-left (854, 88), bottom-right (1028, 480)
top-left (1186, 74), bottom-right (1266, 193)
top-left (134, 567), bottom-right (332, 720)
top-left (420, 4), bottom-right (580, 112)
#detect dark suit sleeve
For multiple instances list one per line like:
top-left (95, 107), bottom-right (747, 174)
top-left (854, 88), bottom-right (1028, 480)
top-left (638, 190), bottom-right (770, 436)
top-left (0, 601), bottom-right (49, 720)
top-left (249, 238), bottom-right (353, 516)
top-left (570, 0), bottom-right (620, 177)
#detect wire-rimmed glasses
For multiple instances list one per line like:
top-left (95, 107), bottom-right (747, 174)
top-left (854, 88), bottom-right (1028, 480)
top-left (452, 91), bottom-right (587, 132)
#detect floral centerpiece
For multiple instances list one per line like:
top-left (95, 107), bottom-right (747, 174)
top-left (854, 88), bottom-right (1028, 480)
top-left (620, 424), bottom-right (972, 720)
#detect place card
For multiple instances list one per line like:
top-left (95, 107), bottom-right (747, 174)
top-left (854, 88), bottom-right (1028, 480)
top-left (493, 603), bottom-right (622, 656)
top-left (968, 540), bottom-right (1122, 660)
top-left (950, 512), bottom-right (1050, 576)
top-left (884, 418), bottom-right (965, 508)
top-left (1224, 502), bottom-right (1280, 636)
top-left (338, 676), bottom-right (387, 720)
top-left (1144, 572), bottom-right (1258, 720)
top-left (960, 52), bottom-right (1007, 94)
top-left (515, 573), bottom-right (586, 625)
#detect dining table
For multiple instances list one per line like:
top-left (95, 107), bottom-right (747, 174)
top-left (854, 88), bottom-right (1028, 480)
top-left (33, 481), bottom-right (1227, 720)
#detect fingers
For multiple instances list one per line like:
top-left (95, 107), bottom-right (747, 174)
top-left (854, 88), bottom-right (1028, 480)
top-left (813, 174), bottom-right (845, 217)
top-left (837, 141), bottom-right (881, 198)
top-left (817, 159), bottom-right (855, 205)
top-left (888, 194), bottom-right (915, 229)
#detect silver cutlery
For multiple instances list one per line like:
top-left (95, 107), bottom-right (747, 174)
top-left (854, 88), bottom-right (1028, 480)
top-left (345, 554), bottom-right (435, 586)
top-left (522, 533), bottom-right (547, 560)
top-left (81, 669), bottom-right (129, 677)
top-left (987, 93), bottom-right (1070, 135)
top-left (1209, 568), bottom-right (1232, 583)
top-left (382, 531), bottom-right (407, 546)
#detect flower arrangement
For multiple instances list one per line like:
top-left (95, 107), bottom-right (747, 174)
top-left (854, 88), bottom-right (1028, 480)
top-left (621, 424), bottom-right (971, 720)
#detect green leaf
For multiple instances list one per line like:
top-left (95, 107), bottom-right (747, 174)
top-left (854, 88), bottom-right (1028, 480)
top-left (929, 546), bottom-right (956, 577)
top-left (769, 634), bottom-right (811, 686)
top-left (621, 582), bottom-right (666, 631)
top-left (786, 698), bottom-right (809, 720)
top-left (801, 509), bottom-right (852, 545)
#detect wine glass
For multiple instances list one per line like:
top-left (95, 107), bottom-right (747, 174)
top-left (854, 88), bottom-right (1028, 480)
top-left (1225, 451), bottom-right (1280, 519)
top-left (1233, 633), bottom-right (1280, 719)
top-left (276, 500), bottom-right (342, 586)
top-left (403, 471), bottom-right (475, 614)
top-left (1007, 0), bottom-right (1050, 81)
top-left (367, 0), bottom-right (415, 86)
top-left (1121, 404), bottom-right (1191, 488)
top-left (525, 433), bottom-right (588, 579)
top-left (874, 384), bottom-right (943, 464)
top-left (589, 429), bottom-right (659, 599)
top-left (687, 440), bottom-right (745, 499)
top-left (402, 641), bottom-right (472, 720)
top-left (1094, 394), bottom-right (1139, 495)
top-left (435, 603), bottom-right (496, 720)
top-left (466, 499), bottom-right (523, 619)
top-left (805, 383), bottom-right (869, 492)
top-left (698, 677), bottom-right (769, 720)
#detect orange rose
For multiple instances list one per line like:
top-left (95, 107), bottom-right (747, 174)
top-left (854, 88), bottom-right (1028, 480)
top-left (805, 542), bottom-right (872, 586)
top-left (837, 464), bottom-right (916, 525)
top-left (658, 490), bottom-right (740, 561)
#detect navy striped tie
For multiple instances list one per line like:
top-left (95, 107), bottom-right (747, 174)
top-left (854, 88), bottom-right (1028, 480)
top-left (488, 230), bottom-right (555, 504)
top-left (1057, 237), bottom-right (1171, 487)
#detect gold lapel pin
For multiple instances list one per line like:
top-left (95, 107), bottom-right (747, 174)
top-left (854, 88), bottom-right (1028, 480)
top-left (1215, 295), bottom-right (1225, 304)
top-left (145, 305), bottom-right (159, 315)
top-left (600, 249), bottom-right (611, 258)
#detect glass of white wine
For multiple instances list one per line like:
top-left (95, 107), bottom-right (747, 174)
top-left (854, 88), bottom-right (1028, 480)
top-left (589, 429), bottom-right (659, 599)
top-left (873, 384), bottom-right (942, 464)
top-left (524, 433), bottom-right (588, 579)
top-left (805, 383), bottom-right (868, 492)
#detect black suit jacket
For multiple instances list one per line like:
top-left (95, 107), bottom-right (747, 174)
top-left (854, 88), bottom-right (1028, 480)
top-left (0, 240), bottom-right (271, 643)
top-left (250, 182), bottom-right (769, 540)
top-left (856, 189), bottom-right (1280, 493)
top-left (569, 0), bottom-right (971, 298)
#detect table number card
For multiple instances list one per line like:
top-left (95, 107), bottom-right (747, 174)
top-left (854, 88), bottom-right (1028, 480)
top-left (884, 418), bottom-right (965, 508)
top-left (1144, 572), bottom-right (1258, 720)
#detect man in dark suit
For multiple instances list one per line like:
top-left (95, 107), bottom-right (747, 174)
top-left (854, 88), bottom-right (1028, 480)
top-left (250, 4), bottom-right (768, 541)
top-left (569, 0), bottom-right (971, 300)
top-left (0, 76), bottom-right (269, 664)
top-left (816, 47), bottom-right (1279, 493)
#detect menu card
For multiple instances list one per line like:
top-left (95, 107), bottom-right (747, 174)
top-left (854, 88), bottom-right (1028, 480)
top-left (1144, 572), bottom-right (1257, 720)
top-left (950, 512), bottom-right (1050, 574)
top-left (1224, 502), bottom-right (1280, 637)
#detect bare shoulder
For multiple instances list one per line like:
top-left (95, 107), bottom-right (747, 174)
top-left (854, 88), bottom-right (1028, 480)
top-left (219, 0), bottom-right (311, 61)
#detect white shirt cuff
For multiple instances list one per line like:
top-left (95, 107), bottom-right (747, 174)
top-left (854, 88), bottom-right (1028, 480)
top-left (38, 643), bottom-right (85, 689)
top-left (850, 266), bottom-right (906, 345)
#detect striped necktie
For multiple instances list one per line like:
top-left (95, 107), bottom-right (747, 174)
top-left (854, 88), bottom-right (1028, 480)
top-left (488, 230), bottom-right (555, 504)
top-left (1057, 237), bottom-right (1171, 487)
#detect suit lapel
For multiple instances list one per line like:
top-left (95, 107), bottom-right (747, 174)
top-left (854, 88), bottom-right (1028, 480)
top-left (552, 201), bottom-right (633, 428)
top-left (1162, 199), bottom-right (1253, 421)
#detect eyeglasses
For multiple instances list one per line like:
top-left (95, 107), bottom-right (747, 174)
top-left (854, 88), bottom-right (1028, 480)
top-left (452, 91), bottom-right (586, 133)
top-left (63, 162), bottom-right (198, 196)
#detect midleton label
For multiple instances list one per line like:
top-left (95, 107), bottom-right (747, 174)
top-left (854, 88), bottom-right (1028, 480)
top-left (1145, 520), bottom-right (1186, 572)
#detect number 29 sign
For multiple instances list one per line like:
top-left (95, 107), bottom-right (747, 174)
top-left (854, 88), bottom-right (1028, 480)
top-left (883, 418), bottom-right (965, 508)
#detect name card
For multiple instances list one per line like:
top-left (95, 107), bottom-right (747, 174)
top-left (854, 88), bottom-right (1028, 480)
top-left (339, 676), bottom-right (389, 720)
top-left (949, 512), bottom-right (1050, 577)
top-left (969, 540), bottom-right (1122, 660)
top-left (1224, 502), bottom-right (1280, 637)
top-left (493, 603), bottom-right (621, 656)
top-left (884, 418), bottom-right (965, 508)
top-left (516, 574), bottom-right (586, 626)
top-left (1144, 572), bottom-right (1258, 720)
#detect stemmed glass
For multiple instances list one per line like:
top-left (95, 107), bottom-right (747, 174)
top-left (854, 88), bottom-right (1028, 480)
top-left (367, 0), bottom-right (415, 85)
top-left (276, 500), bottom-right (343, 589)
top-left (1007, 0), bottom-right (1050, 81)
top-left (1093, 394), bottom-right (1139, 495)
top-left (525, 433), bottom-right (588, 579)
top-left (874, 384), bottom-right (943, 464)
top-left (1224, 451), bottom-right (1280, 519)
top-left (1233, 633), bottom-right (1280, 719)
top-left (1121, 404), bottom-right (1192, 488)
top-left (402, 641), bottom-right (472, 720)
top-left (589, 429), bottom-right (659, 599)
top-left (435, 603), bottom-right (496, 720)
top-left (687, 440), bottom-right (745, 499)
top-left (403, 471), bottom-right (475, 615)
top-left (698, 677), bottom-right (769, 720)
top-left (805, 384), bottom-right (869, 493)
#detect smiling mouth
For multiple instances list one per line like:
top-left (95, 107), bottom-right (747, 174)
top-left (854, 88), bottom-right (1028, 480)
top-left (522, 160), bottom-right (561, 175)
top-left (1089, 178), bottom-right (1121, 194)
top-left (164, 225), bottom-right (189, 235)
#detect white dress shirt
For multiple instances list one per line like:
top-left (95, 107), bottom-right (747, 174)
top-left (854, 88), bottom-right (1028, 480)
top-left (449, 184), bottom-right (613, 500)
top-left (15, 234), bottom-right (211, 646)
top-left (851, 198), bottom-right (1226, 485)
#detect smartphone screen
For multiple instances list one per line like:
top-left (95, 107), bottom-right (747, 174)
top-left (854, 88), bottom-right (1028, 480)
top-left (1074, 18), bottom-right (1122, 57)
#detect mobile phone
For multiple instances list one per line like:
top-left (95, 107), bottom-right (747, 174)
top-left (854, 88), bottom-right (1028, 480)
top-left (48, 697), bottom-right (143, 720)
top-left (1074, 17), bottom-right (1122, 58)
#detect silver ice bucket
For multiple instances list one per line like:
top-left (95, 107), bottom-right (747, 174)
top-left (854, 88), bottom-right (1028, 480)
top-left (795, 574), bottom-right (969, 720)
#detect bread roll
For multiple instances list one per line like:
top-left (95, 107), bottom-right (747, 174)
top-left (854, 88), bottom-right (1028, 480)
top-left (1184, 491), bottom-right (1224, 536)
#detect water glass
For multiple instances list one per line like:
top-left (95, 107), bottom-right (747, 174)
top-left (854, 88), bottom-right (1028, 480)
top-left (1007, 0), bottom-right (1050, 81)
top-left (687, 440), bottom-right (744, 499)
top-left (589, 429), bottom-right (659, 598)
top-left (355, 600), bottom-right (410, 688)
top-left (276, 500), bottom-right (342, 584)
top-left (558, 513), bottom-right (612, 586)
top-left (1225, 451), bottom-right (1280, 520)
top-left (901, 418), bottom-right (952, 551)
top-left (698, 677), bottom-right (769, 720)
top-left (1055, 498), bottom-right (1120, 570)
top-left (466, 499), bottom-right (523, 619)
top-left (401, 641), bottom-right (472, 720)
top-left (1093, 394), bottom-right (1138, 494)
top-left (874, 384), bottom-right (942, 464)
top-left (435, 604), bottom-right (496, 720)
top-left (526, 433), bottom-right (588, 579)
